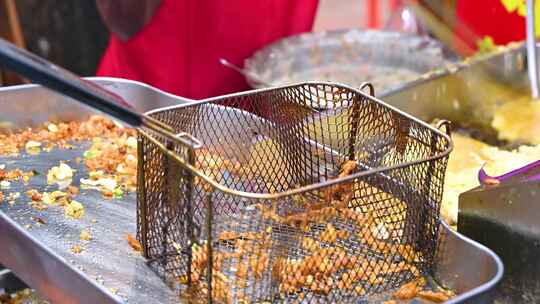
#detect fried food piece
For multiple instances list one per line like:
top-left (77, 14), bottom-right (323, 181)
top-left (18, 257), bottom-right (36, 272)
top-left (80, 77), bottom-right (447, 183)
top-left (393, 280), bottom-right (421, 300)
top-left (418, 290), bottom-right (452, 303)
top-left (32, 216), bottom-right (46, 225)
top-left (0, 168), bottom-right (34, 182)
top-left (67, 185), bottom-right (79, 195)
top-left (64, 200), bottom-right (84, 219)
top-left (80, 229), bottom-right (92, 241)
top-left (355, 285), bottom-right (366, 295)
top-left (127, 234), bottom-right (142, 252)
top-left (301, 237), bottom-right (320, 252)
top-left (71, 245), bottom-right (84, 254)
top-left (26, 189), bottom-right (42, 202)
top-left (323, 160), bottom-right (357, 203)
top-left (30, 201), bottom-right (48, 211)
top-left (320, 223), bottom-right (338, 244)
top-left (249, 253), bottom-right (268, 279)
top-left (47, 163), bottom-right (74, 182)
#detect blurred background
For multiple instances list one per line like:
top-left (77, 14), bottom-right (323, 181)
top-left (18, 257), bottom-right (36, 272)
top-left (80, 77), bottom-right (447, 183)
top-left (5, 0), bottom-right (452, 76)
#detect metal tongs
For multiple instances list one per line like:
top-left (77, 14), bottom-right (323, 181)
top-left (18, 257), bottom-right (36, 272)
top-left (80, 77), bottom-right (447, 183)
top-left (0, 38), bottom-right (201, 149)
top-left (527, 0), bottom-right (540, 98)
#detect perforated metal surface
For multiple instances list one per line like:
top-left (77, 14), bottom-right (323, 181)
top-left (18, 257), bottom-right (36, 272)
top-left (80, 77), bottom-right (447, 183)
top-left (136, 82), bottom-right (451, 303)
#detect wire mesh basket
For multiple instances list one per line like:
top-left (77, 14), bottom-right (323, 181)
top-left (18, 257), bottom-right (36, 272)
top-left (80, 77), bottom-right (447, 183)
top-left (136, 82), bottom-right (452, 303)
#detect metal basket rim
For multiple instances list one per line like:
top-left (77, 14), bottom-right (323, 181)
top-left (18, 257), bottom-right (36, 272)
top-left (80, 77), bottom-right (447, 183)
top-left (141, 81), bottom-right (453, 200)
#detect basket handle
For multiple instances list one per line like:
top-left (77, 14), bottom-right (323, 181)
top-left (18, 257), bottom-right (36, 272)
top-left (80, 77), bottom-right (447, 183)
top-left (435, 119), bottom-right (452, 137)
top-left (348, 82), bottom-right (375, 160)
top-left (359, 82), bottom-right (375, 96)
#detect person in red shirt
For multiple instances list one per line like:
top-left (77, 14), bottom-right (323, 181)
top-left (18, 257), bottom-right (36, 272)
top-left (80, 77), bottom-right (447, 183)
top-left (454, 0), bottom-right (533, 55)
top-left (95, 0), bottom-right (319, 100)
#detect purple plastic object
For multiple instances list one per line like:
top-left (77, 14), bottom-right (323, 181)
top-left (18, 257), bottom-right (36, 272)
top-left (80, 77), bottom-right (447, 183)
top-left (478, 160), bottom-right (540, 185)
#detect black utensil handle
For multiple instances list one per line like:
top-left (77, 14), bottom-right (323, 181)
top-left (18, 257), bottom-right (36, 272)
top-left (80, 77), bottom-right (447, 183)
top-left (0, 38), bottom-right (143, 127)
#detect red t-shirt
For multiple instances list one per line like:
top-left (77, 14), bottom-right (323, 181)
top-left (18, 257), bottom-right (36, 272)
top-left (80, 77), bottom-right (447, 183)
top-left (96, 0), bottom-right (319, 99)
top-left (455, 0), bottom-right (526, 55)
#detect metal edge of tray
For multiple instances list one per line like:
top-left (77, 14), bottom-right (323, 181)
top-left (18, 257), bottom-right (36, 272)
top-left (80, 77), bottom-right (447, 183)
top-left (0, 212), bottom-right (122, 304)
top-left (435, 220), bottom-right (503, 304)
top-left (0, 77), bottom-right (193, 129)
top-left (379, 42), bottom-right (528, 98)
top-left (380, 42), bottom-right (530, 135)
top-left (458, 177), bottom-right (540, 302)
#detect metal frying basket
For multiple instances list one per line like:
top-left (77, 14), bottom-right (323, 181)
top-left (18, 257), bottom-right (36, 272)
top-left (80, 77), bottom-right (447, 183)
top-left (136, 82), bottom-right (452, 303)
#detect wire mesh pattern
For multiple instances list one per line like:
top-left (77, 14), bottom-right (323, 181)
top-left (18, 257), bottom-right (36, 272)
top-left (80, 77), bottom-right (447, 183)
top-left (136, 82), bottom-right (451, 303)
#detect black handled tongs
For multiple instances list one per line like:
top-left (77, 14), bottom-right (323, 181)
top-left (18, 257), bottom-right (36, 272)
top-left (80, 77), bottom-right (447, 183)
top-left (0, 38), bottom-right (201, 148)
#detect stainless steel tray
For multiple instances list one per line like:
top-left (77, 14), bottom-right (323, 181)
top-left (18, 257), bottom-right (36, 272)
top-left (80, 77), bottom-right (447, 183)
top-left (0, 78), bottom-right (502, 304)
top-left (381, 42), bottom-right (530, 141)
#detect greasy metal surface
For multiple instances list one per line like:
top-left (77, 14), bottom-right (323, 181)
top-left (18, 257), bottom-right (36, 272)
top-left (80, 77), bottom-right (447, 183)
top-left (0, 77), bottom-right (189, 130)
top-left (434, 222), bottom-right (503, 304)
top-left (0, 78), bottom-right (189, 304)
top-left (459, 176), bottom-right (540, 303)
top-left (382, 42), bottom-right (530, 143)
top-left (244, 29), bottom-right (454, 93)
top-left (0, 78), bottom-right (501, 304)
top-left (0, 144), bottom-right (178, 304)
top-left (138, 82), bottom-right (452, 302)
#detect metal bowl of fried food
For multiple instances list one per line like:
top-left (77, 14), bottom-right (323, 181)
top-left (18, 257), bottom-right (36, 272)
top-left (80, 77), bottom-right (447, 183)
top-left (244, 29), bottom-right (454, 94)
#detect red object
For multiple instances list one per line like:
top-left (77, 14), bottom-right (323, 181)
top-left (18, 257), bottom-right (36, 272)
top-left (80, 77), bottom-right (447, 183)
top-left (366, 0), bottom-right (380, 28)
top-left (388, 0), bottom-right (401, 11)
top-left (96, 0), bottom-right (318, 100)
top-left (455, 0), bottom-right (526, 55)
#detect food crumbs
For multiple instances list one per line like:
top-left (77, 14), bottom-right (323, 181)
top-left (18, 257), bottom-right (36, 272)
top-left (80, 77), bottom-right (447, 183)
top-left (127, 234), bottom-right (142, 252)
top-left (65, 200), bottom-right (84, 219)
top-left (24, 140), bottom-right (41, 150)
top-left (30, 201), bottom-right (48, 211)
top-left (47, 163), bottom-right (74, 182)
top-left (26, 189), bottom-right (42, 202)
top-left (67, 185), bottom-right (79, 195)
top-left (71, 245), bottom-right (84, 254)
top-left (80, 229), bottom-right (92, 241)
top-left (393, 280), bottom-right (420, 300)
top-left (47, 123), bottom-right (58, 133)
top-left (32, 216), bottom-right (46, 225)
top-left (418, 290), bottom-right (452, 303)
